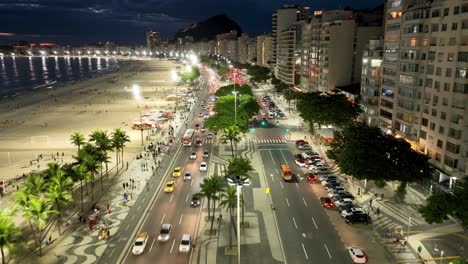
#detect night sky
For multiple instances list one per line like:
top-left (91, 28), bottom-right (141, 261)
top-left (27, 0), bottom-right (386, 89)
top-left (0, 0), bottom-right (383, 45)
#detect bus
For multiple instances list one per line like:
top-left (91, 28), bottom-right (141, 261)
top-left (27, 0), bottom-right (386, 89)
top-left (280, 165), bottom-right (293, 181)
top-left (182, 129), bottom-right (195, 146)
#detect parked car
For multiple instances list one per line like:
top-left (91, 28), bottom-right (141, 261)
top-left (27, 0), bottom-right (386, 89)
top-left (305, 173), bottom-right (317, 183)
top-left (334, 198), bottom-right (354, 207)
top-left (328, 189), bottom-right (348, 198)
top-left (345, 214), bottom-right (371, 225)
top-left (340, 207), bottom-right (365, 218)
top-left (295, 139), bottom-right (309, 146)
top-left (298, 144), bottom-right (311, 150)
top-left (203, 150), bottom-right (210, 158)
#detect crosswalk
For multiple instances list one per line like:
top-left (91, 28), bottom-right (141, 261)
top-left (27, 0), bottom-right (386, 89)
top-left (255, 137), bottom-right (287, 144)
top-left (371, 200), bottom-right (426, 233)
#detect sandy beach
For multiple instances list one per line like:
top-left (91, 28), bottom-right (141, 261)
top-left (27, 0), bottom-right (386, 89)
top-left (0, 58), bottom-right (187, 181)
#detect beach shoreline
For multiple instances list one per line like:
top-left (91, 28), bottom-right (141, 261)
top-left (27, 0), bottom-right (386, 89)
top-left (0, 59), bottom-right (185, 181)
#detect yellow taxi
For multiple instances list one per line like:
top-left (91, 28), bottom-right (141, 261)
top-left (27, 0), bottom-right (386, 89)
top-left (172, 167), bottom-right (182, 177)
top-left (164, 181), bottom-right (175, 193)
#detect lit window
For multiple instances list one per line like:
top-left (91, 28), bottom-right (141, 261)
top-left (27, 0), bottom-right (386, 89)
top-left (410, 38), bottom-right (417, 47)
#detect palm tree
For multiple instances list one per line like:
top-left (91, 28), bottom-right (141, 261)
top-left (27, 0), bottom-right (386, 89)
top-left (83, 155), bottom-right (100, 203)
top-left (44, 162), bottom-right (61, 181)
top-left (13, 190), bottom-right (36, 245)
top-left (0, 210), bottom-right (21, 264)
top-left (70, 132), bottom-right (85, 153)
top-left (22, 173), bottom-right (45, 197)
top-left (74, 164), bottom-right (91, 213)
top-left (45, 171), bottom-right (73, 235)
top-left (220, 126), bottom-right (242, 157)
top-left (199, 177), bottom-right (217, 224)
top-left (89, 130), bottom-right (113, 178)
top-left (226, 156), bottom-right (254, 225)
top-left (111, 130), bottom-right (121, 173)
top-left (23, 198), bottom-right (57, 256)
top-left (208, 175), bottom-right (225, 232)
top-left (94, 150), bottom-right (110, 191)
top-left (116, 129), bottom-right (131, 168)
top-left (219, 185), bottom-right (237, 250)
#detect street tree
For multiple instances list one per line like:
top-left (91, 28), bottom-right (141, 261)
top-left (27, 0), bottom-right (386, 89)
top-left (239, 95), bottom-right (260, 117)
top-left (219, 186), bottom-right (237, 251)
top-left (226, 156), bottom-right (254, 225)
top-left (219, 126), bottom-right (242, 157)
top-left (214, 84), bottom-right (253, 97)
top-left (23, 197), bottom-right (57, 256)
top-left (0, 210), bottom-right (21, 264)
top-left (246, 65), bottom-right (270, 83)
top-left (89, 130), bottom-right (113, 178)
top-left (419, 177), bottom-right (468, 225)
top-left (22, 173), bottom-right (45, 197)
top-left (45, 171), bottom-right (73, 235)
top-left (181, 67), bottom-right (200, 83)
top-left (70, 132), bottom-right (85, 153)
top-left (327, 122), bottom-right (433, 184)
top-left (111, 128), bottom-right (131, 169)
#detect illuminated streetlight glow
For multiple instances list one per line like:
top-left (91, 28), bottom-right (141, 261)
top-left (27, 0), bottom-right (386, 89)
top-left (185, 65), bottom-right (192, 72)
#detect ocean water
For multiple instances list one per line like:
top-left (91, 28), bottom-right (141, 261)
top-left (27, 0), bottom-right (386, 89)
top-left (0, 56), bottom-right (118, 97)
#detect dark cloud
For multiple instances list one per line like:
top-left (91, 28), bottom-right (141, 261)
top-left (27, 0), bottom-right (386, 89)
top-left (0, 0), bottom-right (383, 45)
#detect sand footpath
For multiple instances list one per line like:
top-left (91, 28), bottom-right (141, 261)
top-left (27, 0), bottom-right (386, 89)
top-left (0, 59), bottom-right (186, 181)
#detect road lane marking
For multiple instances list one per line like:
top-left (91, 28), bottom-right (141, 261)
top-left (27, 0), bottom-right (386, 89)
top-left (324, 243), bottom-right (332, 259)
top-left (124, 225), bottom-right (129, 231)
top-left (276, 169), bottom-right (279, 174)
top-left (303, 197), bottom-right (308, 206)
top-left (302, 243), bottom-right (309, 260)
top-left (190, 180), bottom-right (193, 186)
top-left (312, 217), bottom-right (318, 229)
top-left (186, 193), bottom-right (190, 202)
top-left (269, 150), bottom-right (276, 165)
top-left (285, 197), bottom-right (290, 207)
top-left (176, 179), bottom-right (179, 184)
top-left (170, 194), bottom-right (174, 203)
top-left (131, 215), bottom-right (135, 221)
top-left (179, 214), bottom-right (184, 225)
top-left (110, 248), bottom-right (115, 257)
top-left (137, 205), bottom-right (141, 211)
top-left (295, 182), bottom-right (299, 189)
top-left (280, 182), bottom-right (284, 189)
top-left (170, 239), bottom-right (176, 254)
top-left (150, 238), bottom-right (156, 252)
top-left (270, 173), bottom-right (275, 182)
top-left (292, 217), bottom-right (298, 229)
top-left (161, 213), bottom-right (166, 225)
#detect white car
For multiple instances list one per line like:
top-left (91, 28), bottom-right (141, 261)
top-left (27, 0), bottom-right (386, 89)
top-left (158, 224), bottom-right (172, 241)
top-left (310, 163), bottom-right (327, 171)
top-left (334, 198), bottom-right (354, 207)
top-left (328, 189), bottom-right (347, 198)
top-left (199, 162), bottom-right (207, 172)
top-left (132, 232), bottom-right (149, 255)
top-left (260, 111), bottom-right (266, 116)
top-left (207, 133), bottom-right (214, 139)
top-left (189, 151), bottom-right (197, 160)
top-left (198, 112), bottom-right (203, 117)
top-left (184, 172), bottom-right (192, 181)
top-left (298, 144), bottom-right (311, 150)
top-left (179, 234), bottom-right (191, 253)
top-left (348, 247), bottom-right (368, 263)
top-left (341, 207), bottom-right (365, 218)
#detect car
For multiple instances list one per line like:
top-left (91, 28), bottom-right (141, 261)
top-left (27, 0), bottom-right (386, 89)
top-left (203, 114), bottom-right (209, 120)
top-left (324, 182), bottom-right (343, 190)
top-left (295, 139), bottom-right (309, 146)
top-left (341, 207), bottom-right (365, 218)
top-left (328, 189), bottom-right (348, 198)
top-left (327, 186), bottom-right (345, 193)
top-left (308, 159), bottom-right (324, 167)
top-left (200, 162), bottom-right (207, 172)
top-left (132, 232), bottom-right (149, 255)
top-left (347, 247), bottom-right (368, 263)
top-left (195, 123), bottom-right (200, 129)
top-left (200, 125), bottom-right (207, 132)
top-left (189, 152), bottom-right (197, 160)
top-left (297, 144), bottom-right (311, 150)
top-left (158, 224), bottom-right (172, 241)
top-left (190, 196), bottom-right (201, 207)
top-left (319, 175), bottom-right (337, 182)
top-left (203, 150), bottom-right (210, 158)
top-left (260, 111), bottom-right (266, 116)
top-left (179, 234), bottom-right (192, 253)
top-left (305, 173), bottom-right (317, 183)
top-left (337, 203), bottom-right (354, 212)
top-left (207, 133), bottom-right (214, 139)
top-left (336, 192), bottom-right (355, 200)
top-left (295, 154), bottom-right (306, 167)
top-left (320, 197), bottom-right (334, 208)
top-left (184, 172), bottom-right (192, 181)
top-left (164, 181), bottom-right (175, 193)
top-left (172, 167), bottom-right (182, 177)
top-left (277, 114), bottom-right (287, 119)
top-left (304, 151), bottom-right (320, 157)
top-left (322, 179), bottom-right (339, 186)
top-left (198, 112), bottom-right (203, 117)
top-left (196, 139), bottom-right (203, 147)
top-left (345, 213), bottom-right (371, 225)
top-left (334, 198), bottom-right (354, 207)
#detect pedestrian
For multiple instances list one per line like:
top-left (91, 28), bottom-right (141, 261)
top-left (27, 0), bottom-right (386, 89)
top-left (62, 152), bottom-right (64, 157)
top-left (123, 182), bottom-right (126, 190)
top-left (106, 229), bottom-right (110, 242)
top-left (357, 188), bottom-right (361, 196)
top-left (125, 182), bottom-right (129, 188)
top-left (376, 207), bottom-right (380, 216)
top-left (369, 198), bottom-right (373, 207)
top-left (381, 193), bottom-right (384, 200)
top-left (126, 162), bottom-right (129, 170)
top-left (49, 235), bottom-right (52, 244)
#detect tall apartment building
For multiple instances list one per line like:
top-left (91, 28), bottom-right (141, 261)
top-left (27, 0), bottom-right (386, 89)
top-left (216, 30), bottom-right (238, 61)
top-left (247, 38), bottom-right (257, 63)
top-left (237, 33), bottom-right (250, 64)
top-left (379, 0), bottom-right (468, 185)
top-left (300, 10), bottom-right (382, 92)
top-left (256, 34), bottom-right (273, 67)
top-left (146, 31), bottom-right (160, 50)
top-left (360, 38), bottom-right (384, 126)
top-left (277, 27), bottom-right (297, 84)
top-left (272, 5), bottom-right (310, 75)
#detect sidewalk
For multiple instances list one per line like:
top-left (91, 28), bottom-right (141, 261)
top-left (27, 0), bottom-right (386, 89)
top-left (255, 86), bottom-right (467, 264)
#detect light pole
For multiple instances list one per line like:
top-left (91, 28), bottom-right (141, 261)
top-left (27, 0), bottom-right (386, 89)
top-left (407, 216), bottom-right (411, 243)
top-left (132, 84), bottom-right (144, 146)
top-left (232, 91), bottom-right (239, 125)
top-left (227, 176), bottom-right (250, 264)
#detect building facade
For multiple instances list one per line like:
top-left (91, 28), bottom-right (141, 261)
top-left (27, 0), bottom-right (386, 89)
top-left (256, 34), bottom-right (273, 67)
top-left (277, 27), bottom-right (297, 84)
top-left (146, 31), bottom-right (160, 50)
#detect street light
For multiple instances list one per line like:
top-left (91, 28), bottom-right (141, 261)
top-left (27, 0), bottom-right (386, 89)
top-left (227, 175), bottom-right (251, 264)
top-left (132, 84), bottom-right (144, 146)
top-left (232, 90), bottom-right (239, 125)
